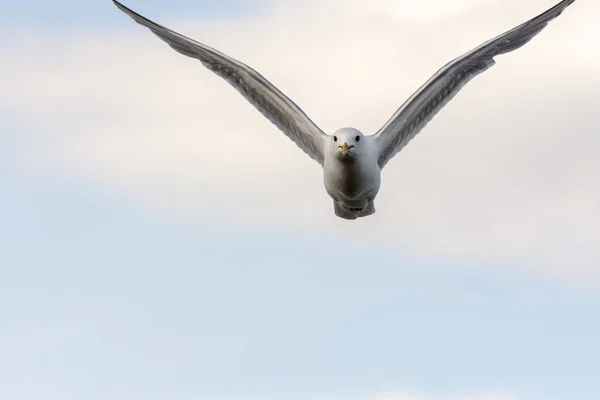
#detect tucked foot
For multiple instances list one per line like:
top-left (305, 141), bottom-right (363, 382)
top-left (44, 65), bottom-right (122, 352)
top-left (333, 201), bottom-right (375, 220)
top-left (334, 201), bottom-right (357, 220)
top-left (357, 200), bottom-right (375, 218)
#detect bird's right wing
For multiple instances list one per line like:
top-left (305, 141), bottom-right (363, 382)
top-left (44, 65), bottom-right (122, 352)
top-left (113, 1), bottom-right (328, 165)
top-left (374, 0), bottom-right (576, 169)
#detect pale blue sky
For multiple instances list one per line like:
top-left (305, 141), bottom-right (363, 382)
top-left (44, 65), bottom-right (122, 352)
top-left (1, 1), bottom-right (599, 400)
top-left (0, 0), bottom-right (254, 28)
top-left (2, 159), bottom-right (600, 399)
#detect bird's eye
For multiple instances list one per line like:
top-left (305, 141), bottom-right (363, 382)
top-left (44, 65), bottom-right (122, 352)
top-left (333, 136), bottom-right (337, 142)
top-left (355, 136), bottom-right (360, 142)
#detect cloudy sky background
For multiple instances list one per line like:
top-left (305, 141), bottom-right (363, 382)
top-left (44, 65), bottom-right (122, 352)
top-left (1, 0), bottom-right (599, 399)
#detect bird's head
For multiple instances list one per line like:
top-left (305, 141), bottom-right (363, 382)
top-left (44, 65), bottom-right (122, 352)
top-left (330, 127), bottom-right (364, 162)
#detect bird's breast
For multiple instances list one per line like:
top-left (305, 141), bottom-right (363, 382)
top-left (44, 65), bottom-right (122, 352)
top-left (324, 159), bottom-right (380, 203)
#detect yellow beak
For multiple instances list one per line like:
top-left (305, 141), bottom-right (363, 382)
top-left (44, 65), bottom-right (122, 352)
top-left (339, 142), bottom-right (354, 154)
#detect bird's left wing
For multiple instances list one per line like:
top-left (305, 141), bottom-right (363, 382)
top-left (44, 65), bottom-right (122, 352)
top-left (112, 0), bottom-right (328, 165)
top-left (374, 0), bottom-right (576, 169)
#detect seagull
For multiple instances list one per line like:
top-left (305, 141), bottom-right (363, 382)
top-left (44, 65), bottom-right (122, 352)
top-left (112, 0), bottom-right (576, 220)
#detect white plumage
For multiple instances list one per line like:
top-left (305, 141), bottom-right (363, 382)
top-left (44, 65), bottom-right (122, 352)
top-left (113, 0), bottom-right (576, 220)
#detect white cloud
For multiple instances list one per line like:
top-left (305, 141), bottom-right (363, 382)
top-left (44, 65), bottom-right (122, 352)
top-left (2, 0), bottom-right (600, 284)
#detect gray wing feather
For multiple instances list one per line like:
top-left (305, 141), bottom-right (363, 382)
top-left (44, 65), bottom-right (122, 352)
top-left (113, 1), bottom-right (327, 165)
top-left (374, 0), bottom-right (576, 169)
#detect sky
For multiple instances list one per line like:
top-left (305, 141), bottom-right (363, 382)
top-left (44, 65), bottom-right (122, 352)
top-left (1, 0), bottom-right (599, 399)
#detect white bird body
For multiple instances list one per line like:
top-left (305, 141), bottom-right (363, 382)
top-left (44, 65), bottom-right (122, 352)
top-left (112, 0), bottom-right (577, 220)
top-left (322, 128), bottom-right (381, 219)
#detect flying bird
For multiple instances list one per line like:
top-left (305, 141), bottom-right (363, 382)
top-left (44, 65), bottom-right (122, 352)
top-left (112, 0), bottom-right (576, 220)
